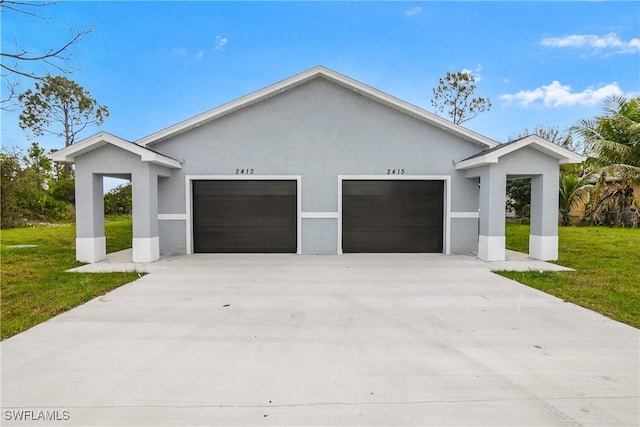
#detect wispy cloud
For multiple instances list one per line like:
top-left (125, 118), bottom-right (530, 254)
top-left (541, 33), bottom-right (640, 55)
top-left (214, 35), bottom-right (228, 51)
top-left (171, 36), bottom-right (228, 60)
top-left (500, 81), bottom-right (629, 108)
top-left (404, 6), bottom-right (422, 17)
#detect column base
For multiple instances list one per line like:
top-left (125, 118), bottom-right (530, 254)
top-left (478, 235), bottom-right (505, 261)
top-left (133, 236), bottom-right (160, 263)
top-left (76, 237), bottom-right (106, 263)
top-left (529, 235), bottom-right (558, 261)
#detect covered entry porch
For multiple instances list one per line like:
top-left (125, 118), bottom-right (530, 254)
top-left (51, 132), bottom-right (182, 263)
top-left (456, 135), bottom-right (585, 262)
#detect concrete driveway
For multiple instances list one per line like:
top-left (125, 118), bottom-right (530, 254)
top-left (1, 254), bottom-right (638, 426)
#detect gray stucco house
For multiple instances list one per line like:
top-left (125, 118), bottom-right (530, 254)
top-left (51, 66), bottom-right (583, 263)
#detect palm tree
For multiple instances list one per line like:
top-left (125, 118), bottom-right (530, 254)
top-left (571, 96), bottom-right (640, 226)
top-left (572, 95), bottom-right (640, 182)
top-left (559, 172), bottom-right (593, 225)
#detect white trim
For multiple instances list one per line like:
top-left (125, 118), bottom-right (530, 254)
top-left (301, 212), bottom-right (339, 219)
top-left (49, 132), bottom-right (182, 168)
top-left (158, 213), bottom-right (187, 220)
top-left (132, 236), bottom-right (160, 262)
top-left (529, 235), bottom-right (558, 261)
top-left (455, 135), bottom-right (585, 170)
top-left (76, 236), bottom-right (106, 263)
top-left (137, 66), bottom-right (497, 149)
top-left (450, 211), bottom-right (480, 219)
top-left (337, 175), bottom-right (451, 255)
top-left (478, 235), bottom-right (506, 261)
top-left (185, 175), bottom-right (302, 255)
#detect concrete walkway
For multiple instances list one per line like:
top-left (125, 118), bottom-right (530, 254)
top-left (1, 254), bottom-right (637, 426)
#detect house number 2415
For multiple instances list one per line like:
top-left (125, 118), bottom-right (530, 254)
top-left (387, 168), bottom-right (405, 175)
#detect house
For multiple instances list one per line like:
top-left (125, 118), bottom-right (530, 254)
top-left (50, 66), bottom-right (584, 263)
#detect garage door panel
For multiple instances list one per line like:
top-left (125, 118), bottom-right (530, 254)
top-left (193, 180), bottom-right (295, 196)
top-left (342, 180), bottom-right (444, 253)
top-left (195, 229), bottom-right (296, 253)
top-left (193, 180), bottom-right (297, 253)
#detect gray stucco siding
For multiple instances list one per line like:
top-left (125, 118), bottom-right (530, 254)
top-left (152, 77), bottom-right (486, 254)
top-left (159, 220), bottom-right (187, 255)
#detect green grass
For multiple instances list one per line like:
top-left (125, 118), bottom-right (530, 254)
top-left (1, 217), bottom-right (140, 339)
top-left (500, 224), bottom-right (640, 328)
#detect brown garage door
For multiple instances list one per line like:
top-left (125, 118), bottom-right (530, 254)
top-left (193, 180), bottom-right (297, 253)
top-left (342, 180), bottom-right (444, 253)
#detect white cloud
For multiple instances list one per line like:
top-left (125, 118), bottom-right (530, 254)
top-left (500, 81), bottom-right (628, 108)
top-left (541, 33), bottom-right (640, 54)
top-left (404, 6), bottom-right (422, 17)
top-left (171, 47), bottom-right (187, 56)
top-left (195, 50), bottom-right (206, 60)
top-left (215, 35), bottom-right (228, 51)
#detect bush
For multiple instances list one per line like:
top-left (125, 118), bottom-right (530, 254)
top-left (104, 183), bottom-right (132, 215)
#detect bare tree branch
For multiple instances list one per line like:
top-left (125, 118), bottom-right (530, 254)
top-left (0, 0), bottom-right (56, 19)
top-left (0, 1), bottom-right (93, 108)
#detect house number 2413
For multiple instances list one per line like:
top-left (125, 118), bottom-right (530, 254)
top-left (235, 168), bottom-right (254, 175)
top-left (387, 168), bottom-right (405, 175)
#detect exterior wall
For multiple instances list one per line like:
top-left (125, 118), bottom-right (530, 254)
top-left (152, 77), bottom-right (486, 255)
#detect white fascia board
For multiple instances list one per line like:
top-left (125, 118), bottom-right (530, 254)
top-left (137, 66), bottom-right (498, 150)
top-left (455, 156), bottom-right (498, 170)
top-left (49, 131), bottom-right (182, 169)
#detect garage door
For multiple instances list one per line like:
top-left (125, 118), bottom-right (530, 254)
top-left (342, 180), bottom-right (444, 253)
top-left (193, 180), bottom-right (297, 253)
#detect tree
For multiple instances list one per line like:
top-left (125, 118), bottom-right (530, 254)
top-left (18, 75), bottom-right (109, 176)
top-left (572, 95), bottom-right (640, 182)
top-left (558, 172), bottom-right (592, 226)
top-left (430, 71), bottom-right (492, 124)
top-left (104, 183), bottom-right (132, 215)
top-left (0, 143), bottom-right (72, 228)
top-left (570, 96), bottom-right (640, 226)
top-left (0, 1), bottom-right (93, 107)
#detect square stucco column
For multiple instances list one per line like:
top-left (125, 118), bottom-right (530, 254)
top-left (132, 167), bottom-right (160, 263)
top-left (478, 167), bottom-right (506, 261)
top-left (75, 173), bottom-right (106, 263)
top-left (529, 172), bottom-right (559, 261)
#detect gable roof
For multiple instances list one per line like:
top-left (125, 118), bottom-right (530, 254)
top-left (136, 65), bottom-right (499, 149)
top-left (49, 132), bottom-right (182, 168)
top-left (455, 135), bottom-right (585, 170)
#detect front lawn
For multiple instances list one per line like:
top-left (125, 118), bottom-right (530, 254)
top-left (500, 224), bottom-right (640, 328)
top-left (0, 217), bottom-right (140, 339)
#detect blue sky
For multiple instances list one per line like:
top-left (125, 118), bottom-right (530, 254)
top-left (2, 1), bottom-right (639, 157)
